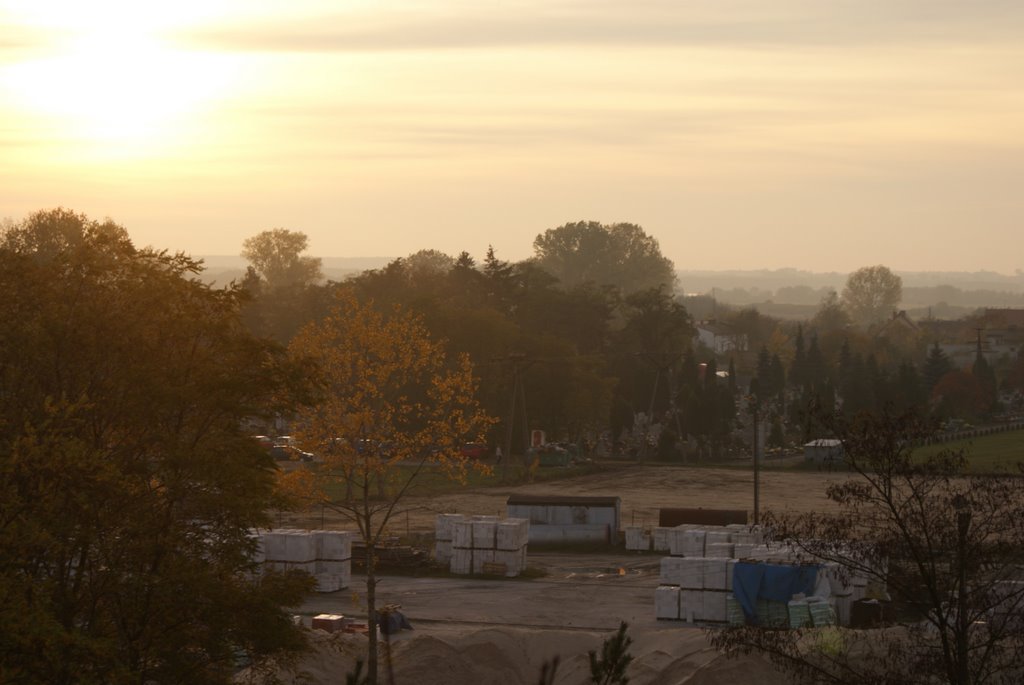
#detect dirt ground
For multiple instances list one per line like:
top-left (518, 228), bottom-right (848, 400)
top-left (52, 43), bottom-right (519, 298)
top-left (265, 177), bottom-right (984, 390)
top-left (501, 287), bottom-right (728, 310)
top-left (278, 461), bottom-right (847, 534)
top-left (254, 462), bottom-right (845, 685)
top-left (260, 548), bottom-right (794, 685)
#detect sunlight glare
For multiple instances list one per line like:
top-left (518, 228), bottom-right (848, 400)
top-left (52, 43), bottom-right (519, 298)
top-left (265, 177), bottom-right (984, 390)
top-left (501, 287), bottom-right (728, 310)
top-left (2, 0), bottom-right (241, 160)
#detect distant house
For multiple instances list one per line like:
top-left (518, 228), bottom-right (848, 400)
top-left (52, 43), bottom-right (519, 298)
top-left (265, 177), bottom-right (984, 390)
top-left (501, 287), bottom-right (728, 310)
top-left (937, 308), bottom-right (1024, 368)
top-left (695, 320), bottom-right (748, 355)
top-left (875, 310), bottom-right (919, 338)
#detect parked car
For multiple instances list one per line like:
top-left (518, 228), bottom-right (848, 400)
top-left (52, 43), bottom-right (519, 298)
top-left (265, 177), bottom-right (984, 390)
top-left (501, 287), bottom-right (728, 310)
top-left (269, 444), bottom-right (315, 462)
top-left (460, 442), bottom-right (489, 459)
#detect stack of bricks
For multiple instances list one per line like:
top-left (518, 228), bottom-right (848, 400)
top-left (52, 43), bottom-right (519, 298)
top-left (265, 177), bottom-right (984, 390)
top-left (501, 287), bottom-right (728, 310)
top-left (654, 524), bottom-right (881, 628)
top-left (257, 528), bottom-right (353, 593)
top-left (445, 515), bottom-right (529, 577)
top-left (434, 513), bottom-right (463, 565)
top-left (656, 555), bottom-right (735, 623)
top-left (655, 524), bottom-right (766, 624)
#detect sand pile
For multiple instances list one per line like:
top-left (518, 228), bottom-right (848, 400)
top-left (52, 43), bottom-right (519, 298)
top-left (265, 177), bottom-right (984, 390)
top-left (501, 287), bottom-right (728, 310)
top-left (239, 624), bottom-right (788, 685)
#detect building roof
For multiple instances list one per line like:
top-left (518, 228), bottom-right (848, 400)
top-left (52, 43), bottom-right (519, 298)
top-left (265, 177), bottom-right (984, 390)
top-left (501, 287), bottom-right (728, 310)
top-left (506, 494), bottom-right (620, 507)
top-left (696, 320), bottom-right (742, 337)
top-left (804, 439), bottom-right (842, 448)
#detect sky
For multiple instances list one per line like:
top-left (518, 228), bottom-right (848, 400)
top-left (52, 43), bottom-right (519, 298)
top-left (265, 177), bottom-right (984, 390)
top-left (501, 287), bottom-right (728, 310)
top-left (2, 0), bottom-right (1023, 273)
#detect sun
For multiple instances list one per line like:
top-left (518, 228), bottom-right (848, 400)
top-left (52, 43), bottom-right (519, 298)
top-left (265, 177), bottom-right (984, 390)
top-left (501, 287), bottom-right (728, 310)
top-left (2, 1), bottom-right (240, 160)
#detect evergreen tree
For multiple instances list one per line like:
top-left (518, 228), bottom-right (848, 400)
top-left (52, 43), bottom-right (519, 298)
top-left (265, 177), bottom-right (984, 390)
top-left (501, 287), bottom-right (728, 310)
top-left (588, 621), bottom-right (634, 685)
top-left (806, 334), bottom-right (827, 392)
top-left (894, 360), bottom-right (924, 411)
top-left (840, 352), bottom-right (871, 415)
top-left (922, 342), bottom-right (953, 397)
top-left (483, 245), bottom-right (517, 314)
top-left (790, 325), bottom-right (808, 392)
top-left (972, 347), bottom-right (998, 413)
top-left (770, 353), bottom-right (786, 403)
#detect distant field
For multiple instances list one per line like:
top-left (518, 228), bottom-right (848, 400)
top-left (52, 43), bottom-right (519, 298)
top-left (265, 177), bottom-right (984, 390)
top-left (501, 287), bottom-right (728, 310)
top-left (914, 428), bottom-right (1024, 473)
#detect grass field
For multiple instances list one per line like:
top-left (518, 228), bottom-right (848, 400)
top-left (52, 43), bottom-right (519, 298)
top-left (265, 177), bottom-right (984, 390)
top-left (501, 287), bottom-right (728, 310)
top-left (913, 428), bottom-right (1024, 473)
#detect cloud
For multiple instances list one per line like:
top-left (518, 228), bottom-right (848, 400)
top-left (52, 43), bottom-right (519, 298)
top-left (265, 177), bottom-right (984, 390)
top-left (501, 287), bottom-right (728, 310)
top-left (178, 1), bottom-right (1024, 54)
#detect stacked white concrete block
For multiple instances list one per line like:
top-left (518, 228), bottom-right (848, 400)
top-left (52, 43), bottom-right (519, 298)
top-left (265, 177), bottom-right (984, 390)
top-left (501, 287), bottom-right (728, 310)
top-left (669, 529), bottom-right (707, 557)
top-left (450, 519), bottom-right (475, 574)
top-left (655, 527), bottom-right (885, 627)
top-left (258, 528), bottom-right (353, 593)
top-left (434, 513), bottom-right (464, 565)
top-left (655, 524), bottom-right (779, 624)
top-left (313, 530), bottom-right (353, 592)
top-left (652, 527), bottom-right (673, 552)
top-left (447, 515), bottom-right (529, 577)
top-left (658, 554), bottom-right (733, 624)
top-left (655, 585), bottom-right (682, 619)
top-left (624, 526), bottom-right (653, 551)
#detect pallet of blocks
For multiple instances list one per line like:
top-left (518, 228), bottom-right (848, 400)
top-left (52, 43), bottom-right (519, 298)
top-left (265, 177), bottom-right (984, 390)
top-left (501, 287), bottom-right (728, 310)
top-left (652, 524), bottom-right (873, 629)
top-left (258, 528), bottom-right (354, 593)
top-left (624, 526), bottom-right (652, 551)
top-left (656, 556), bottom-right (731, 624)
top-left (446, 515), bottom-right (529, 577)
top-left (434, 513), bottom-right (464, 565)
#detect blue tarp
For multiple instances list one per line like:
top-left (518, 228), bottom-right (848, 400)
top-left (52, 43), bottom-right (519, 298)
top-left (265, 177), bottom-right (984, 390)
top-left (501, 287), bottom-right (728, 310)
top-left (732, 562), bottom-right (819, 624)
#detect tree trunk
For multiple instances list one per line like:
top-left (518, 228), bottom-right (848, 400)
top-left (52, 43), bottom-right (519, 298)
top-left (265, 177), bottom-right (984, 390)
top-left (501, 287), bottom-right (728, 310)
top-left (366, 539), bottom-right (378, 685)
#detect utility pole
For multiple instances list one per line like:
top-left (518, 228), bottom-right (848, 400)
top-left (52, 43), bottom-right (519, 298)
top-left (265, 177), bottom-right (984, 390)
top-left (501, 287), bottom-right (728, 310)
top-left (498, 352), bottom-right (532, 464)
top-left (636, 351), bottom-right (683, 462)
top-left (752, 397), bottom-right (760, 526)
top-left (747, 382), bottom-right (762, 526)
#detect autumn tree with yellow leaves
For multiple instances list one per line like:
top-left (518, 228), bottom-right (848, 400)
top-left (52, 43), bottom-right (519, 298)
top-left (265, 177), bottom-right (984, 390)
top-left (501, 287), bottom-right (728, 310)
top-left (285, 289), bottom-right (493, 684)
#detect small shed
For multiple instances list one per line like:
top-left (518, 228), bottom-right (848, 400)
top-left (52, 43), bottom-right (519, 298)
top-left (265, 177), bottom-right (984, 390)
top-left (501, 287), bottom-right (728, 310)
top-left (804, 439), bottom-right (843, 465)
top-left (506, 495), bottom-right (620, 544)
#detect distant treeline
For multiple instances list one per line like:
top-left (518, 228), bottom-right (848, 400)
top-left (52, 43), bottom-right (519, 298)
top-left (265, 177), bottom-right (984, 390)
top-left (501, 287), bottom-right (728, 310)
top-left (702, 284), bottom-right (1024, 311)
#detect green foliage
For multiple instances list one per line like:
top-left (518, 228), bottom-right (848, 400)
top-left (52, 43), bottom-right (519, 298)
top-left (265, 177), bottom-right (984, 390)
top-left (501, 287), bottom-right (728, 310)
top-left (532, 220), bottom-right (675, 295)
top-left (242, 228), bottom-right (323, 290)
top-left (286, 288), bottom-right (494, 685)
top-left (589, 621), bottom-right (634, 685)
top-left (841, 264), bottom-right (903, 327)
top-left (0, 209), bottom-right (311, 684)
top-left (923, 341), bottom-right (954, 396)
top-left (712, 408), bottom-right (1024, 685)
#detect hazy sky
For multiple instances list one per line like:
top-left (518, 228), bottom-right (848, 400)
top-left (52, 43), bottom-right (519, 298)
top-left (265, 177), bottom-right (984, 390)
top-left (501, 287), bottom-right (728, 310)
top-left (2, 1), bottom-right (1022, 273)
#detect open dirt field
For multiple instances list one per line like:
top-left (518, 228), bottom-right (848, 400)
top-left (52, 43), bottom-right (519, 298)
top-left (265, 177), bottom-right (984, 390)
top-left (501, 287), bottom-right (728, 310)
top-left (265, 547), bottom-right (794, 685)
top-left (257, 463), bottom-right (846, 685)
top-left (279, 461), bottom-right (848, 534)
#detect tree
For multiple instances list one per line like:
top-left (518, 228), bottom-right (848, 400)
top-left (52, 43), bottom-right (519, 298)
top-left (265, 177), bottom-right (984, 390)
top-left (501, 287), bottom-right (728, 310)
top-left (404, 248), bottom-right (455, 280)
top-left (284, 289), bottom-right (493, 685)
top-left (972, 346), bottom-right (998, 414)
top-left (923, 342), bottom-right (954, 397)
top-left (532, 220), bottom-right (676, 295)
top-left (711, 408), bottom-right (1024, 685)
top-left (242, 228), bottom-right (323, 290)
top-left (932, 370), bottom-right (990, 420)
top-left (841, 265), bottom-right (903, 327)
top-left (790, 325), bottom-right (809, 393)
top-left (0, 209), bottom-right (311, 684)
top-left (811, 290), bottom-right (851, 334)
top-left (589, 621), bottom-right (634, 685)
